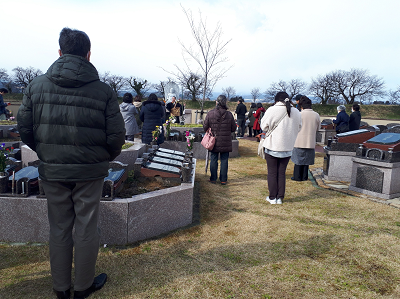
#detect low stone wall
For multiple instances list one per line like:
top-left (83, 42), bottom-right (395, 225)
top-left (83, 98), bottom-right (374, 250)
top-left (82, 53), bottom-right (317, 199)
top-left (0, 160), bottom-right (196, 245)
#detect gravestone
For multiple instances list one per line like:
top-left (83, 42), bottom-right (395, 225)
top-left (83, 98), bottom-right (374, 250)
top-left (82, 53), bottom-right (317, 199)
top-left (349, 132), bottom-right (400, 199)
top-left (383, 126), bottom-right (400, 134)
top-left (7, 166), bottom-right (39, 197)
top-left (155, 151), bottom-right (185, 162)
top-left (317, 119), bottom-right (336, 144)
top-left (158, 147), bottom-right (186, 157)
top-left (149, 156), bottom-right (183, 168)
top-left (102, 161), bottom-right (128, 200)
top-left (324, 129), bottom-right (378, 182)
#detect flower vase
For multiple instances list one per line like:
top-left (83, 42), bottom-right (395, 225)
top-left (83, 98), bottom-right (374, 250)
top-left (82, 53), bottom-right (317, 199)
top-left (0, 172), bottom-right (9, 193)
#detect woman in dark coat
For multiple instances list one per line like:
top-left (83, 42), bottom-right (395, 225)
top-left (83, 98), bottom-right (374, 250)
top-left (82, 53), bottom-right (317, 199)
top-left (247, 103), bottom-right (257, 137)
top-left (349, 103), bottom-right (361, 131)
top-left (253, 103), bottom-right (266, 136)
top-left (332, 105), bottom-right (349, 133)
top-left (140, 93), bottom-right (165, 145)
top-left (203, 95), bottom-right (236, 185)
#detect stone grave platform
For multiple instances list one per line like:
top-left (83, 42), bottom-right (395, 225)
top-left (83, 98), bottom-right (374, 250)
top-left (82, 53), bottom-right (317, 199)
top-left (0, 160), bottom-right (197, 245)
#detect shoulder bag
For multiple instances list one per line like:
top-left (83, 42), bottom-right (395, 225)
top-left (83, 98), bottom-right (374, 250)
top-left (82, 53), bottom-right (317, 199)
top-left (171, 103), bottom-right (181, 116)
top-left (201, 128), bottom-right (215, 150)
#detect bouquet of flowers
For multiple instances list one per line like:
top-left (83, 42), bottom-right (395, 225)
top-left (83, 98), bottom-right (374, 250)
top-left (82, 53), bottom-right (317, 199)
top-left (152, 126), bottom-right (162, 143)
top-left (164, 116), bottom-right (176, 138)
top-left (185, 131), bottom-right (195, 151)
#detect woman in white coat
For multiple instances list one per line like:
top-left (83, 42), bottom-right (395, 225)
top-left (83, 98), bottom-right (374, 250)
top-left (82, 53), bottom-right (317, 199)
top-left (291, 96), bottom-right (321, 181)
top-left (260, 92), bottom-right (302, 204)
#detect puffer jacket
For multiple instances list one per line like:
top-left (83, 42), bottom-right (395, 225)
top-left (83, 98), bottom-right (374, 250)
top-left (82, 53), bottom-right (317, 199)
top-left (120, 102), bottom-right (139, 135)
top-left (140, 99), bottom-right (165, 144)
top-left (17, 54), bottom-right (126, 182)
top-left (203, 106), bottom-right (236, 153)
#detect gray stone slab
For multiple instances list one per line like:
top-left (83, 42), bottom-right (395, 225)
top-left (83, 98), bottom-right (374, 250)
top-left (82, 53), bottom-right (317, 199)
top-left (21, 145), bottom-right (38, 168)
top-left (355, 166), bottom-right (384, 193)
top-left (150, 156), bottom-right (183, 168)
top-left (0, 197), bottom-right (49, 243)
top-left (158, 147), bottom-right (186, 156)
top-left (99, 200), bottom-right (128, 245)
top-left (324, 151), bottom-right (356, 182)
top-left (145, 162), bottom-right (181, 174)
top-left (127, 184), bottom-right (193, 244)
top-left (155, 151), bottom-right (185, 161)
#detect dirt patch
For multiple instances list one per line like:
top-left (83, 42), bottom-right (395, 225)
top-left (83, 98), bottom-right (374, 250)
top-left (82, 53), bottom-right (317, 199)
top-left (117, 175), bottom-right (181, 198)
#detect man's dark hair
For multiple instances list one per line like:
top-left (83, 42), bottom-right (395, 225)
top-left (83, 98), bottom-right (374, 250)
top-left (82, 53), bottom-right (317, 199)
top-left (299, 96), bottom-right (312, 109)
top-left (294, 94), bottom-right (302, 102)
top-left (352, 103), bottom-right (360, 111)
top-left (59, 27), bottom-right (91, 57)
top-left (256, 103), bottom-right (263, 108)
top-left (238, 98), bottom-right (244, 103)
top-left (250, 103), bottom-right (256, 108)
top-left (0, 88), bottom-right (8, 93)
top-left (122, 93), bottom-right (133, 103)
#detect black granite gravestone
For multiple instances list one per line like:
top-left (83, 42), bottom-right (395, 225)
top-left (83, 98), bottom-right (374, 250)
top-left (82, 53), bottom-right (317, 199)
top-left (355, 166), bottom-right (384, 193)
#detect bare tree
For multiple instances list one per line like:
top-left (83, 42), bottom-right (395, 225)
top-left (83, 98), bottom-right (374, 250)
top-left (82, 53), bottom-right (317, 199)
top-left (178, 5), bottom-right (232, 115)
top-left (126, 77), bottom-right (152, 99)
top-left (222, 86), bottom-right (236, 101)
top-left (264, 79), bottom-right (307, 101)
top-left (387, 88), bottom-right (400, 105)
top-left (329, 68), bottom-right (385, 104)
top-left (12, 66), bottom-right (43, 88)
top-left (309, 74), bottom-right (338, 105)
top-left (181, 72), bottom-right (204, 102)
top-left (0, 69), bottom-right (14, 93)
top-left (0, 68), bottom-right (8, 81)
top-left (250, 87), bottom-right (261, 102)
top-left (100, 72), bottom-right (127, 96)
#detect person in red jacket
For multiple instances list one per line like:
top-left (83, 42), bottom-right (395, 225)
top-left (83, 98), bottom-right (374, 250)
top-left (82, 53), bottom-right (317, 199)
top-left (253, 103), bottom-right (266, 136)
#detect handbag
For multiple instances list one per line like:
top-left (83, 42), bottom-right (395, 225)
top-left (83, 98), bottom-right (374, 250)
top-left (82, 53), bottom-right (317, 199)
top-left (201, 128), bottom-right (215, 150)
top-left (171, 103), bottom-right (180, 116)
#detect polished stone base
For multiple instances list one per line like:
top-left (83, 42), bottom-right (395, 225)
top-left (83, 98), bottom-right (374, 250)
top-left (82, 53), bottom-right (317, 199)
top-left (0, 160), bottom-right (196, 245)
top-left (349, 157), bottom-right (400, 200)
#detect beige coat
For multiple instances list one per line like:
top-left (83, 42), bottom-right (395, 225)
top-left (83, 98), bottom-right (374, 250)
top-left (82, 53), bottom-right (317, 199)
top-left (260, 102), bottom-right (302, 152)
top-left (293, 109), bottom-right (321, 149)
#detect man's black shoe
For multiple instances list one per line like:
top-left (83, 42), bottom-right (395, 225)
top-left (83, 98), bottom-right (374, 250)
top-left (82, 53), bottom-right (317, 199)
top-left (54, 289), bottom-right (70, 299)
top-left (74, 273), bottom-right (107, 299)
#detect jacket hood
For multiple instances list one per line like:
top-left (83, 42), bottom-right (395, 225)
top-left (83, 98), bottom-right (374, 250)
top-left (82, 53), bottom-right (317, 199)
top-left (133, 102), bottom-right (142, 109)
top-left (120, 102), bottom-right (131, 112)
top-left (46, 54), bottom-right (99, 88)
top-left (143, 100), bottom-right (162, 112)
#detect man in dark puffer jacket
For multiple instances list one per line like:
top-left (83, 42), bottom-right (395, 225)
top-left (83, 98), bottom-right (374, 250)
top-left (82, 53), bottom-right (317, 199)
top-left (17, 28), bottom-right (125, 299)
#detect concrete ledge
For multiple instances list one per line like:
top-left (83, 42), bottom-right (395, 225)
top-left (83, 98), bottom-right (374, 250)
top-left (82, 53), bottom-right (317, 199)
top-left (0, 160), bottom-right (196, 245)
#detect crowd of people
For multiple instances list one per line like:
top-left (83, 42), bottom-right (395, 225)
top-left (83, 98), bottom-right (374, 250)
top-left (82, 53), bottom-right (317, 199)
top-left (12, 26), bottom-right (366, 299)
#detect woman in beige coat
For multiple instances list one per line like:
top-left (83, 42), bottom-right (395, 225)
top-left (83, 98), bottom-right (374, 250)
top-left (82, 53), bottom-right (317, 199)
top-left (260, 92), bottom-right (302, 204)
top-left (291, 96), bottom-right (321, 181)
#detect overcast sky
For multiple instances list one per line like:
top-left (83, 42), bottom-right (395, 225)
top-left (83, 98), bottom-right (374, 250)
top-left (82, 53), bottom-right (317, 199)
top-left (2, 0), bottom-right (400, 97)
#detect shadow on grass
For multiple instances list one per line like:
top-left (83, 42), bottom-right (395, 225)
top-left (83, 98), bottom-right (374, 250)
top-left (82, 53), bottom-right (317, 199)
top-left (0, 234), bottom-right (342, 298)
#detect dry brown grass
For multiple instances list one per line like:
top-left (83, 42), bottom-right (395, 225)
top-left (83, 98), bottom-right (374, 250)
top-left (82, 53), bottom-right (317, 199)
top-left (2, 139), bottom-right (400, 298)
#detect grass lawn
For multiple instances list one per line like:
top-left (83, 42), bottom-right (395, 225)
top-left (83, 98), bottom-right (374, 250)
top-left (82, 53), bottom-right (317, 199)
top-left (1, 139), bottom-right (400, 298)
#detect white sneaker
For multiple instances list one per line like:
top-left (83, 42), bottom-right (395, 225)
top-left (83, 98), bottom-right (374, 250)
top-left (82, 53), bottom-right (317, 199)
top-left (276, 198), bottom-right (282, 204)
top-left (266, 197), bottom-right (277, 204)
